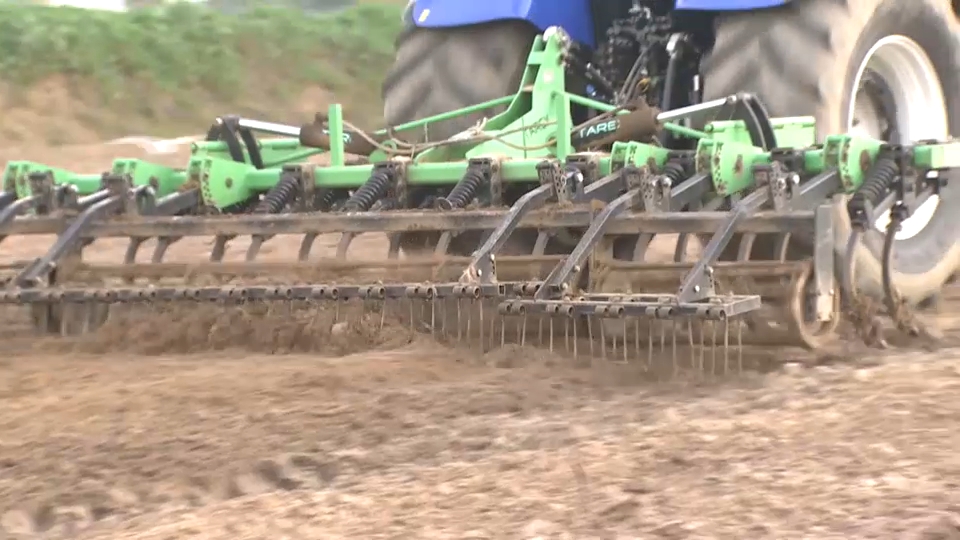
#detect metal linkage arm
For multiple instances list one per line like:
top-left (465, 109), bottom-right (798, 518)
top-left (676, 187), bottom-right (770, 303)
top-left (534, 172), bottom-right (712, 299)
top-left (0, 191), bottom-right (15, 211)
top-left (535, 187), bottom-right (640, 298)
top-left (13, 186), bottom-right (155, 288)
top-left (461, 183), bottom-right (555, 284)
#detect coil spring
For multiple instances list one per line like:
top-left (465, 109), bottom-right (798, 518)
top-left (847, 157), bottom-right (898, 226)
top-left (662, 160), bottom-right (686, 186)
top-left (343, 167), bottom-right (393, 212)
top-left (437, 167), bottom-right (485, 210)
top-left (314, 188), bottom-right (338, 211)
top-left (254, 173), bottom-right (299, 214)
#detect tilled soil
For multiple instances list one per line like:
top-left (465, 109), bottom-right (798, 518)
top-left (4, 342), bottom-right (960, 539)
top-left (2, 143), bottom-right (960, 539)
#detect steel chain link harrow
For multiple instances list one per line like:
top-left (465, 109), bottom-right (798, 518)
top-left (1, 28), bottom-right (956, 368)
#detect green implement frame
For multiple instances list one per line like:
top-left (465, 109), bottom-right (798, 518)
top-left (0, 26), bottom-right (955, 351)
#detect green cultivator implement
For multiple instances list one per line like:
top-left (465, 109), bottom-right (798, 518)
top-left (1, 28), bottom-right (956, 364)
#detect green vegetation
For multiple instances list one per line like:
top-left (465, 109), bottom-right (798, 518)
top-left (0, 1), bottom-right (405, 143)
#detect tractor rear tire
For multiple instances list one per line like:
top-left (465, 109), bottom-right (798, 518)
top-left (381, 20), bottom-right (540, 258)
top-left (382, 20), bottom-right (538, 143)
top-left (702, 0), bottom-right (960, 304)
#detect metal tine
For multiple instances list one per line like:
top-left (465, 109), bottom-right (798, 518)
top-left (711, 320), bottom-right (718, 376)
top-left (498, 309), bottom-right (505, 347)
top-left (587, 315), bottom-right (595, 358)
top-left (737, 319), bottom-right (743, 373)
top-left (573, 315), bottom-right (579, 361)
top-left (610, 317), bottom-right (617, 360)
top-left (646, 319), bottom-right (653, 369)
top-left (622, 319), bottom-right (628, 364)
top-left (479, 300), bottom-right (486, 352)
top-left (698, 320), bottom-right (706, 373)
top-left (520, 313), bottom-right (527, 347)
top-left (599, 318), bottom-right (606, 362)
top-left (379, 297), bottom-right (388, 331)
top-left (634, 319), bottom-right (641, 369)
top-left (437, 297), bottom-right (446, 340)
top-left (672, 319), bottom-right (678, 378)
top-left (723, 318), bottom-right (730, 375)
top-left (549, 316), bottom-right (555, 353)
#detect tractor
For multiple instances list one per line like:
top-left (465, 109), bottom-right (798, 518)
top-left (384, 0), bottom-right (960, 308)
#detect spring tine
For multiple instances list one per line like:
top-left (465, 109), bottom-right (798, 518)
top-left (737, 321), bottom-right (743, 373)
top-left (466, 299), bottom-right (473, 341)
top-left (621, 319), bottom-right (629, 364)
top-left (439, 299), bottom-right (447, 339)
top-left (587, 318), bottom-right (594, 357)
top-left (573, 318), bottom-right (579, 360)
top-left (634, 320), bottom-right (640, 367)
top-left (538, 316), bottom-right (544, 345)
top-left (309, 299), bottom-right (325, 330)
top-left (430, 298), bottom-right (436, 337)
top-left (610, 321), bottom-right (617, 359)
top-left (489, 304), bottom-right (496, 352)
top-left (563, 318), bottom-right (569, 352)
top-left (672, 319), bottom-right (678, 378)
top-left (659, 320), bottom-right (665, 356)
top-left (687, 319), bottom-right (695, 370)
top-left (549, 317), bottom-right (554, 353)
top-left (520, 315), bottom-right (527, 347)
top-left (723, 318), bottom-right (730, 375)
top-left (646, 321), bottom-right (653, 369)
top-left (711, 321), bottom-right (718, 376)
top-left (457, 299), bottom-right (463, 342)
top-left (407, 299), bottom-right (414, 330)
top-left (698, 322), bottom-right (705, 373)
top-left (599, 321), bottom-right (606, 361)
top-left (502, 317), bottom-right (507, 350)
top-left (82, 304), bottom-right (94, 334)
top-left (479, 300), bottom-right (485, 352)
top-left (379, 299), bottom-right (387, 331)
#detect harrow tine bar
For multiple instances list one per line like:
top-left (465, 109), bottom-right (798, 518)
top-left (0, 282), bottom-right (513, 304)
top-left (500, 295), bottom-right (761, 321)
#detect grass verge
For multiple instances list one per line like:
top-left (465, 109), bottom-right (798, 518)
top-left (0, 1), bottom-right (404, 145)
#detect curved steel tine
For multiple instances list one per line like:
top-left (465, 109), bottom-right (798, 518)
top-left (210, 236), bottom-right (231, 262)
top-left (151, 237), bottom-right (177, 263)
top-left (335, 232), bottom-right (355, 259)
top-left (298, 233), bottom-right (318, 261)
top-left (246, 236), bottom-right (266, 261)
top-left (387, 234), bottom-right (402, 259)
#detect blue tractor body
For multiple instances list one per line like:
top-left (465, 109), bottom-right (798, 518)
top-left (410, 0), bottom-right (791, 47)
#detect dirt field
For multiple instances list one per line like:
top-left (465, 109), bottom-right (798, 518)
top-left (2, 144), bottom-right (960, 539)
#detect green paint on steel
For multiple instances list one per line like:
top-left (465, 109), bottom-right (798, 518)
top-left (111, 159), bottom-right (185, 197)
top-left (4, 32), bottom-right (959, 213)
